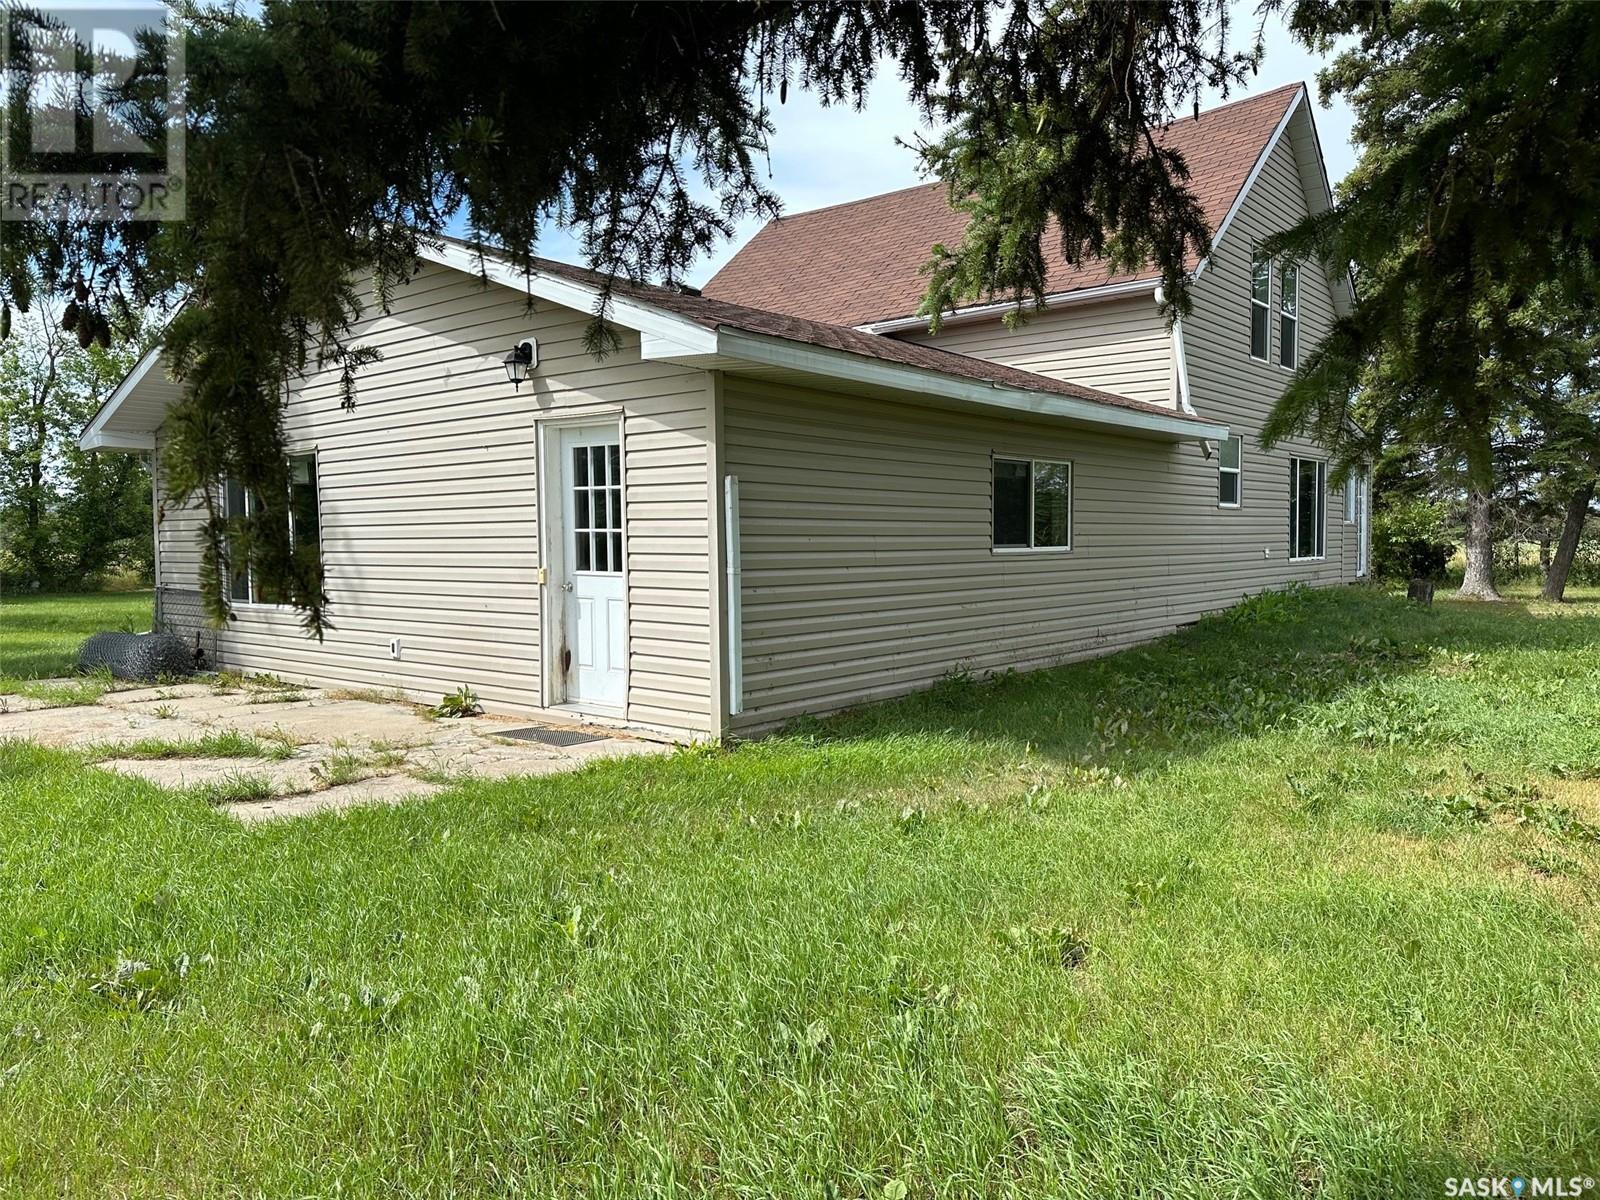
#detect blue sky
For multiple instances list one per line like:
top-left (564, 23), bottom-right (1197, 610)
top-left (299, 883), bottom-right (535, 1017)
top-left (533, 10), bottom-right (1356, 287)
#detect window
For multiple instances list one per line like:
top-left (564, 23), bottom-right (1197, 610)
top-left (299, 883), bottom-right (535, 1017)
top-left (1289, 456), bottom-right (1326, 561)
top-left (221, 453), bottom-right (321, 604)
top-left (571, 442), bottom-right (623, 573)
top-left (1343, 474), bottom-right (1358, 523)
top-left (1250, 253), bottom-right (1271, 360)
top-left (1278, 262), bottom-right (1299, 369)
top-left (222, 477), bottom-right (253, 602)
top-left (288, 454), bottom-right (322, 575)
top-left (993, 457), bottom-right (1071, 550)
top-left (1217, 435), bottom-right (1243, 507)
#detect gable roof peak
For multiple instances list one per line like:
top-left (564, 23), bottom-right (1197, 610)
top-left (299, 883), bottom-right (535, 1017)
top-left (705, 82), bottom-right (1309, 327)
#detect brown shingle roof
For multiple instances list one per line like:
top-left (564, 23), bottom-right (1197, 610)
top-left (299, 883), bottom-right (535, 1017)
top-left (702, 83), bottom-right (1303, 327)
top-left (517, 255), bottom-right (1215, 427)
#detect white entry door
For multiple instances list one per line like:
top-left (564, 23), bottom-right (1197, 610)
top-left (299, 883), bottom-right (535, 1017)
top-left (557, 424), bottom-right (626, 709)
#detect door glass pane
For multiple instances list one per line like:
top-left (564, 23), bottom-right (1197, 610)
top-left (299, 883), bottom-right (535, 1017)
top-left (570, 437), bottom-right (623, 574)
top-left (993, 459), bottom-right (1030, 547)
top-left (1033, 461), bottom-right (1070, 548)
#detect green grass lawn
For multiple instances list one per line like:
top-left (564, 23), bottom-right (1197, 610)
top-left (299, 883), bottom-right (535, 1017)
top-left (0, 590), bottom-right (153, 681)
top-left (4, 584), bottom-right (1600, 1195)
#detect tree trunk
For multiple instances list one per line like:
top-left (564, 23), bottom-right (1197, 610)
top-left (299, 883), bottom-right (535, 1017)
top-left (1541, 477), bottom-right (1595, 603)
top-left (1457, 433), bottom-right (1501, 600)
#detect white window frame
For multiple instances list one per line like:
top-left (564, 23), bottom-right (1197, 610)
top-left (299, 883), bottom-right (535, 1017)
top-left (1278, 262), bottom-right (1299, 370)
top-left (1288, 455), bottom-right (1327, 562)
top-left (221, 450), bottom-right (322, 607)
top-left (1343, 474), bottom-right (1358, 524)
top-left (1218, 435), bottom-right (1243, 509)
top-left (1250, 253), bottom-right (1272, 363)
top-left (992, 456), bottom-right (1073, 554)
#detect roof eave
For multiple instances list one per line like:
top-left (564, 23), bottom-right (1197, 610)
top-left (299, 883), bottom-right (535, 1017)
top-left (77, 345), bottom-right (165, 452)
top-left (854, 277), bottom-right (1160, 335)
top-left (669, 328), bottom-right (1227, 443)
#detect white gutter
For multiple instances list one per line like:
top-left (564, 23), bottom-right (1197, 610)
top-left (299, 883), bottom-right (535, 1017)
top-left (703, 328), bottom-right (1228, 443)
top-left (855, 277), bottom-right (1159, 335)
top-left (723, 474), bottom-right (743, 717)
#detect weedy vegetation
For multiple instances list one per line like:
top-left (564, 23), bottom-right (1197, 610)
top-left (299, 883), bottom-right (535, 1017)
top-left (3, 583), bottom-right (1600, 1194)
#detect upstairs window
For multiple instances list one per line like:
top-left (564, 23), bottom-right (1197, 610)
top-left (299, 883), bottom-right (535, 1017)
top-left (222, 452), bottom-right (322, 604)
top-left (1279, 262), bottom-right (1299, 369)
top-left (1289, 456), bottom-right (1326, 561)
top-left (1250, 253), bottom-right (1271, 360)
top-left (993, 457), bottom-right (1072, 551)
top-left (1218, 435), bottom-right (1242, 507)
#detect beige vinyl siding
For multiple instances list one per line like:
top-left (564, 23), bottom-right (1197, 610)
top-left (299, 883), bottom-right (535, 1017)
top-left (727, 118), bottom-right (1355, 730)
top-left (152, 429), bottom-right (208, 592)
top-left (1184, 123), bottom-right (1353, 578)
top-left (726, 380), bottom-right (1258, 728)
top-left (152, 263), bottom-right (716, 739)
top-left (893, 295), bottom-right (1173, 407)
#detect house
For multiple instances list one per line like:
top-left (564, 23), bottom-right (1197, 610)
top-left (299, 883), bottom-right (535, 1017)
top-left (80, 82), bottom-right (1367, 742)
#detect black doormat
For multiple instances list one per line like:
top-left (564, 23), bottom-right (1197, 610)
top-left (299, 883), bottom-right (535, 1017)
top-left (499, 726), bottom-right (607, 747)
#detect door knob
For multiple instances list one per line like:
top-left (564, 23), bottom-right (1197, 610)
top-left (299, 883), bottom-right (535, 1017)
top-left (560, 581), bottom-right (573, 592)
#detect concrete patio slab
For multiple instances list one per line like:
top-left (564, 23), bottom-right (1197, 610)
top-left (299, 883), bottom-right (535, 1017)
top-left (97, 754), bottom-right (325, 794)
top-left (1, 677), bottom-right (671, 821)
top-left (223, 774), bottom-right (446, 823)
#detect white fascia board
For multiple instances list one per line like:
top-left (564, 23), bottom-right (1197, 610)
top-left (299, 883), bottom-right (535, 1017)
top-left (419, 241), bottom-right (720, 357)
top-left (1192, 86), bottom-right (1305, 283)
top-left (77, 345), bottom-right (165, 452)
top-left (711, 328), bottom-right (1228, 443)
top-left (855, 278), bottom-right (1159, 334)
top-left (81, 430), bottom-right (156, 452)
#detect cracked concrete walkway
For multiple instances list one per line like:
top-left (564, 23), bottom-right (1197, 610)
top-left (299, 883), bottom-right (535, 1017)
top-left (0, 680), bottom-right (667, 822)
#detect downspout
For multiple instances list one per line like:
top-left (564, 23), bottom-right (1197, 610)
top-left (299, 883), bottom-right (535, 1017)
top-left (1157, 284), bottom-right (1210, 460)
top-left (723, 474), bottom-right (743, 716)
top-left (1155, 284), bottom-right (1199, 418)
top-left (148, 449), bottom-right (162, 631)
